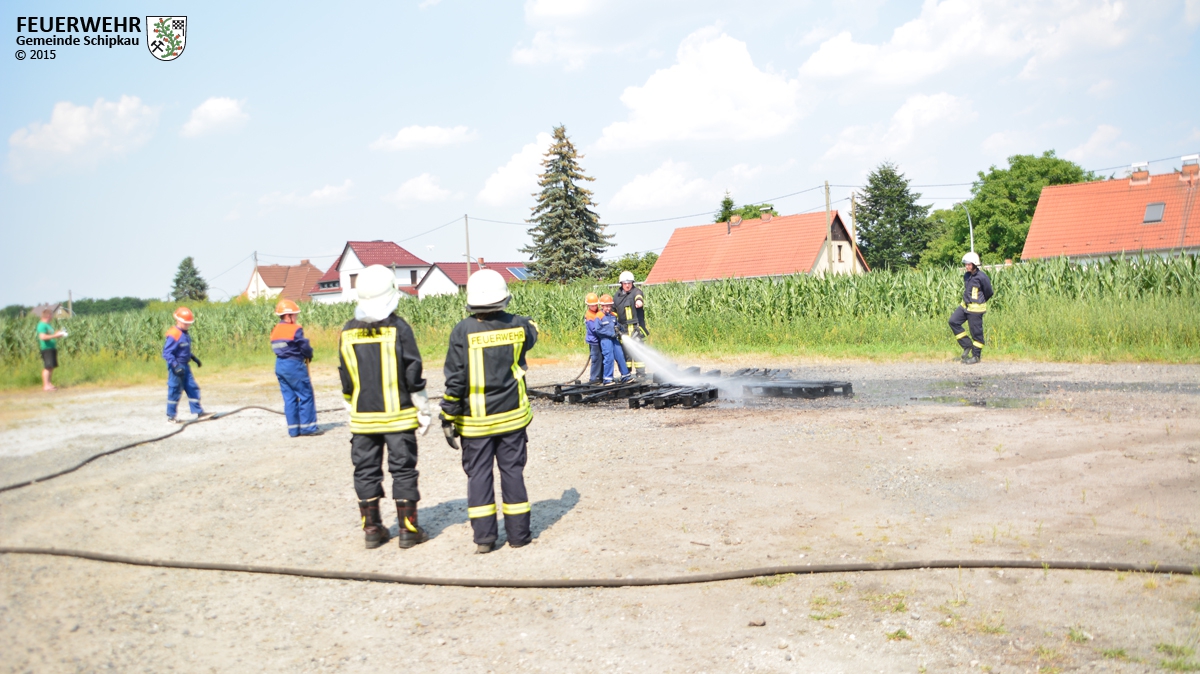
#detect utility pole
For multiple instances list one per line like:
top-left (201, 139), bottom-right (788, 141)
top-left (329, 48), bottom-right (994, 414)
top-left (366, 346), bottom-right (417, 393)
top-left (464, 214), bottom-right (472, 279)
top-left (68, 289), bottom-right (72, 317)
top-left (252, 251), bottom-right (259, 298)
top-left (823, 181), bottom-right (834, 275)
top-left (849, 192), bottom-right (861, 275)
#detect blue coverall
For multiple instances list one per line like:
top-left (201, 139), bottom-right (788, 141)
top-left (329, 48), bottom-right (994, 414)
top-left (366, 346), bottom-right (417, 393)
top-left (584, 309), bottom-right (603, 383)
top-left (271, 321), bottom-right (318, 436)
top-left (595, 311), bottom-right (631, 383)
top-left (163, 326), bottom-right (203, 419)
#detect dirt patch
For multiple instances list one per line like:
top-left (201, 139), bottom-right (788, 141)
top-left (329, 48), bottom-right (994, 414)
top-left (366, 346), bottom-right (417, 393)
top-left (2, 358), bottom-right (1199, 672)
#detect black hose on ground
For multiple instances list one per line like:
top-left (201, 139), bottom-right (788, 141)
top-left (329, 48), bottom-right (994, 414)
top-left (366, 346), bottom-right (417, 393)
top-left (0, 547), bottom-right (1193, 588)
top-left (0, 405), bottom-right (342, 494)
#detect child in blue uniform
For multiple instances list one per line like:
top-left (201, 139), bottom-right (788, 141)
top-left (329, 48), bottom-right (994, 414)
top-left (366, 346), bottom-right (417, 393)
top-left (596, 294), bottom-right (631, 384)
top-left (271, 299), bottom-right (321, 437)
top-left (162, 306), bottom-right (209, 423)
top-left (584, 292), bottom-right (603, 383)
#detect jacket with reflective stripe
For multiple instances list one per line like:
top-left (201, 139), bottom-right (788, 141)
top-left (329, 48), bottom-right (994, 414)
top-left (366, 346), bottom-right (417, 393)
top-left (162, 326), bottom-right (192, 369)
top-left (338, 313), bottom-right (426, 434)
top-left (440, 311), bottom-right (538, 438)
top-left (961, 269), bottom-right (994, 313)
top-left (270, 322), bottom-right (313, 360)
top-left (613, 286), bottom-right (647, 336)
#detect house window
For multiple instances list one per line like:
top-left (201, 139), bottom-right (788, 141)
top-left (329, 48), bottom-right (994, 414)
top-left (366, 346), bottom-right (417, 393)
top-left (837, 244), bottom-right (843, 262)
top-left (1143, 202), bottom-right (1165, 223)
top-left (350, 274), bottom-right (358, 289)
top-left (410, 269), bottom-right (418, 285)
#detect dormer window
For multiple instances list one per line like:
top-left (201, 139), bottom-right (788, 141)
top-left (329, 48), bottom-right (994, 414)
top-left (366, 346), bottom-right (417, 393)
top-left (1143, 202), bottom-right (1165, 223)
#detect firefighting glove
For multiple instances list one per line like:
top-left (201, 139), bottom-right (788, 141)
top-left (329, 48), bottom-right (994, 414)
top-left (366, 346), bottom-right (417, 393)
top-left (190, 355), bottom-right (202, 368)
top-left (171, 366), bottom-right (185, 377)
top-left (411, 390), bottom-right (432, 436)
top-left (442, 419), bottom-right (460, 450)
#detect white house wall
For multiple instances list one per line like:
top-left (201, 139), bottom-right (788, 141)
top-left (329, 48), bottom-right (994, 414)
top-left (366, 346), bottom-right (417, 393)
top-left (417, 267), bottom-right (461, 298)
top-left (809, 241), bottom-right (866, 277)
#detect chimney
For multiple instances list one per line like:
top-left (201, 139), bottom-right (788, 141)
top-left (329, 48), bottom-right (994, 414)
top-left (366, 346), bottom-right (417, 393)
top-left (300, 259), bottom-right (309, 265)
top-left (761, 212), bottom-right (772, 223)
top-left (727, 215), bottom-right (742, 235)
top-left (1182, 154), bottom-right (1199, 182)
top-left (1130, 161), bottom-right (1150, 186)
top-left (478, 257), bottom-right (485, 267)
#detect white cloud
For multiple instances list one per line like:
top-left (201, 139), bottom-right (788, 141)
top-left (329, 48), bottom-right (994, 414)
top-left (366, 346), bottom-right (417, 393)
top-left (260, 179), bottom-right (353, 208)
top-left (512, 28), bottom-right (602, 70)
top-left (370, 125), bottom-right (477, 151)
top-left (1064, 125), bottom-right (1130, 163)
top-left (597, 27), bottom-right (801, 150)
top-left (181, 97), bottom-right (248, 137)
top-left (823, 93), bottom-right (974, 160)
top-left (1186, 0), bottom-right (1200, 26)
top-left (477, 132), bottom-right (552, 206)
top-left (524, 0), bottom-right (595, 19)
top-left (7, 96), bottom-right (157, 178)
top-left (610, 161), bottom-right (711, 210)
top-left (800, 0), bottom-right (1128, 85)
top-left (385, 173), bottom-right (452, 206)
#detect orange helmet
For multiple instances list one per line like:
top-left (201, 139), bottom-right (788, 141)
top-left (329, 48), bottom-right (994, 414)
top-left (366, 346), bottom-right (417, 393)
top-left (173, 307), bottom-right (195, 324)
top-left (585, 292), bottom-right (599, 306)
top-left (599, 294), bottom-right (614, 305)
top-left (275, 299), bottom-right (300, 316)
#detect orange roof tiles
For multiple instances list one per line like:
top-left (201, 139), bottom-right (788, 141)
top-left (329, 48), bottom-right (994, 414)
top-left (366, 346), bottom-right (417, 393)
top-left (645, 211), bottom-right (864, 284)
top-left (1022, 172), bottom-right (1200, 260)
top-left (246, 260), bottom-right (327, 302)
top-left (433, 261), bottom-right (529, 286)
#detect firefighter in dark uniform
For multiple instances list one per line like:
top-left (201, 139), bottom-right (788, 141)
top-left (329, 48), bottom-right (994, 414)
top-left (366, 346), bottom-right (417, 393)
top-left (339, 265), bottom-right (432, 550)
top-left (612, 270), bottom-right (648, 374)
top-left (440, 269), bottom-right (539, 554)
top-left (948, 252), bottom-right (993, 365)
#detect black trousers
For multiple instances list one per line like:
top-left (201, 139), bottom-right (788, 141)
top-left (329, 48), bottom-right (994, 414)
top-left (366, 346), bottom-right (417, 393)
top-left (462, 429), bottom-right (531, 546)
top-left (351, 432), bottom-right (419, 502)
top-left (948, 306), bottom-right (985, 357)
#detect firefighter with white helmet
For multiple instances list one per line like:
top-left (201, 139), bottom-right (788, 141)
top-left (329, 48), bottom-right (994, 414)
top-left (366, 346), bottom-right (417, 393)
top-left (440, 269), bottom-right (539, 554)
top-left (949, 251), bottom-right (993, 364)
top-left (612, 270), bottom-right (648, 374)
top-left (271, 299), bottom-right (321, 437)
top-left (338, 265), bottom-right (431, 550)
top-left (162, 306), bottom-right (210, 423)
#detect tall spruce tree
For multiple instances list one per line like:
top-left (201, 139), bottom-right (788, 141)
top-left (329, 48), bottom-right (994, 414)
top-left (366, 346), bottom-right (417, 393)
top-left (855, 162), bottom-right (932, 270)
top-left (714, 191), bottom-right (736, 223)
top-left (171, 256), bottom-right (209, 302)
top-left (522, 125), bottom-right (611, 282)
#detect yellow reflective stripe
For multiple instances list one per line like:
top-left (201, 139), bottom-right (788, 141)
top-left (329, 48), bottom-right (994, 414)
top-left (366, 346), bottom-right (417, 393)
top-left (966, 302), bottom-right (987, 313)
top-left (469, 345), bottom-right (486, 417)
top-left (468, 504), bottom-right (497, 519)
top-left (403, 516), bottom-right (418, 532)
top-left (972, 340), bottom-right (985, 348)
top-left (339, 334), bottom-right (361, 409)
top-left (953, 331), bottom-right (968, 339)
top-left (502, 501), bottom-right (530, 515)
top-left (349, 418), bottom-right (419, 434)
top-left (625, 307), bottom-right (632, 320)
top-left (451, 405), bottom-right (533, 438)
top-left (971, 287), bottom-right (979, 300)
top-left (467, 327), bottom-right (525, 349)
top-left (442, 394), bottom-right (460, 402)
top-left (381, 330), bottom-right (399, 414)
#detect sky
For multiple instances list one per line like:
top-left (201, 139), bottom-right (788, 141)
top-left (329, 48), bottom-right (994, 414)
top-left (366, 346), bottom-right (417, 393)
top-left (1, 0), bottom-right (1198, 306)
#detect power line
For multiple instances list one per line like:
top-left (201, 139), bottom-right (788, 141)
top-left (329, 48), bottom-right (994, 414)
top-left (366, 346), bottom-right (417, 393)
top-left (396, 215), bottom-right (467, 243)
top-left (258, 253), bottom-right (341, 259)
top-left (206, 253), bottom-right (254, 284)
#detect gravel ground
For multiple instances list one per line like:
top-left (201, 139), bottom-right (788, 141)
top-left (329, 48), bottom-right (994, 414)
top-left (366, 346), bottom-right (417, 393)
top-left (1, 356), bottom-right (1198, 673)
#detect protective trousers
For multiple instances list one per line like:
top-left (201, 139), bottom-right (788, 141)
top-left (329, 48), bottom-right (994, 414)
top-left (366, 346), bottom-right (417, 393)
top-left (948, 306), bottom-right (985, 357)
top-left (599, 338), bottom-right (630, 383)
top-left (166, 366), bottom-right (202, 418)
top-left (351, 431), bottom-right (420, 502)
top-left (588, 342), bottom-right (603, 383)
top-left (461, 429), bottom-right (531, 546)
top-left (275, 358), bottom-right (318, 436)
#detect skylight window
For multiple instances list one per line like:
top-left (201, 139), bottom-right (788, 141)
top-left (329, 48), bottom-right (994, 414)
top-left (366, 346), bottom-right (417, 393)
top-left (1143, 202), bottom-right (1165, 223)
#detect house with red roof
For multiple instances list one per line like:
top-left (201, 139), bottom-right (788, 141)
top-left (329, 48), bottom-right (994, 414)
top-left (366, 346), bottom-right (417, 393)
top-left (416, 258), bottom-right (530, 299)
top-left (241, 260), bottom-right (326, 303)
top-left (309, 241), bottom-right (431, 304)
top-left (1022, 157), bottom-right (1200, 261)
top-left (645, 211), bottom-right (867, 284)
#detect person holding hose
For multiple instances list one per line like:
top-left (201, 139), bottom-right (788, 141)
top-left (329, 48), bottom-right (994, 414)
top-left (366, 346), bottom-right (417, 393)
top-left (271, 299), bottom-right (321, 437)
top-left (613, 270), bottom-right (648, 374)
top-left (338, 265), bottom-right (432, 550)
top-left (584, 292), bottom-right (603, 384)
top-left (440, 269), bottom-right (539, 554)
top-left (162, 307), bottom-right (210, 423)
top-left (949, 252), bottom-right (993, 365)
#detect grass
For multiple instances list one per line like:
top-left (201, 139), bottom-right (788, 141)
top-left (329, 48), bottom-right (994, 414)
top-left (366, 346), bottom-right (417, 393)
top-left (885, 628), bottom-right (911, 641)
top-left (750, 573), bottom-right (793, 587)
top-left (4, 256), bottom-right (1198, 390)
top-left (1100, 648), bottom-right (1128, 660)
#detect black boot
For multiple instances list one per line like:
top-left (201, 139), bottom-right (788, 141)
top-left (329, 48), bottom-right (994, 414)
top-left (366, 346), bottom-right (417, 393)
top-left (960, 348), bottom-right (971, 362)
top-left (396, 500), bottom-right (427, 549)
top-left (358, 498), bottom-right (390, 549)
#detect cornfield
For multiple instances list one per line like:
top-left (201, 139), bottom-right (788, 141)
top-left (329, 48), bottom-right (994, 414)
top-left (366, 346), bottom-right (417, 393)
top-left (1, 255), bottom-right (1198, 365)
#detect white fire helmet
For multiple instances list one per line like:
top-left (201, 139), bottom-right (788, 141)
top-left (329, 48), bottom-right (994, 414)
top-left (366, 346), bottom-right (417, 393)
top-left (962, 252), bottom-right (981, 267)
top-left (619, 271), bottom-right (635, 284)
top-left (466, 269), bottom-right (511, 312)
top-left (354, 265), bottom-right (400, 322)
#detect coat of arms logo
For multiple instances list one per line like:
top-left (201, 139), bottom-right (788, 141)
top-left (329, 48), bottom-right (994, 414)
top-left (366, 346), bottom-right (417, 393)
top-left (147, 16), bottom-right (186, 61)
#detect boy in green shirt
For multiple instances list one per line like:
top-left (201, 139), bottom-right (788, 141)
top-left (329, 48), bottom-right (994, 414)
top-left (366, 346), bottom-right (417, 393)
top-left (36, 309), bottom-right (65, 391)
